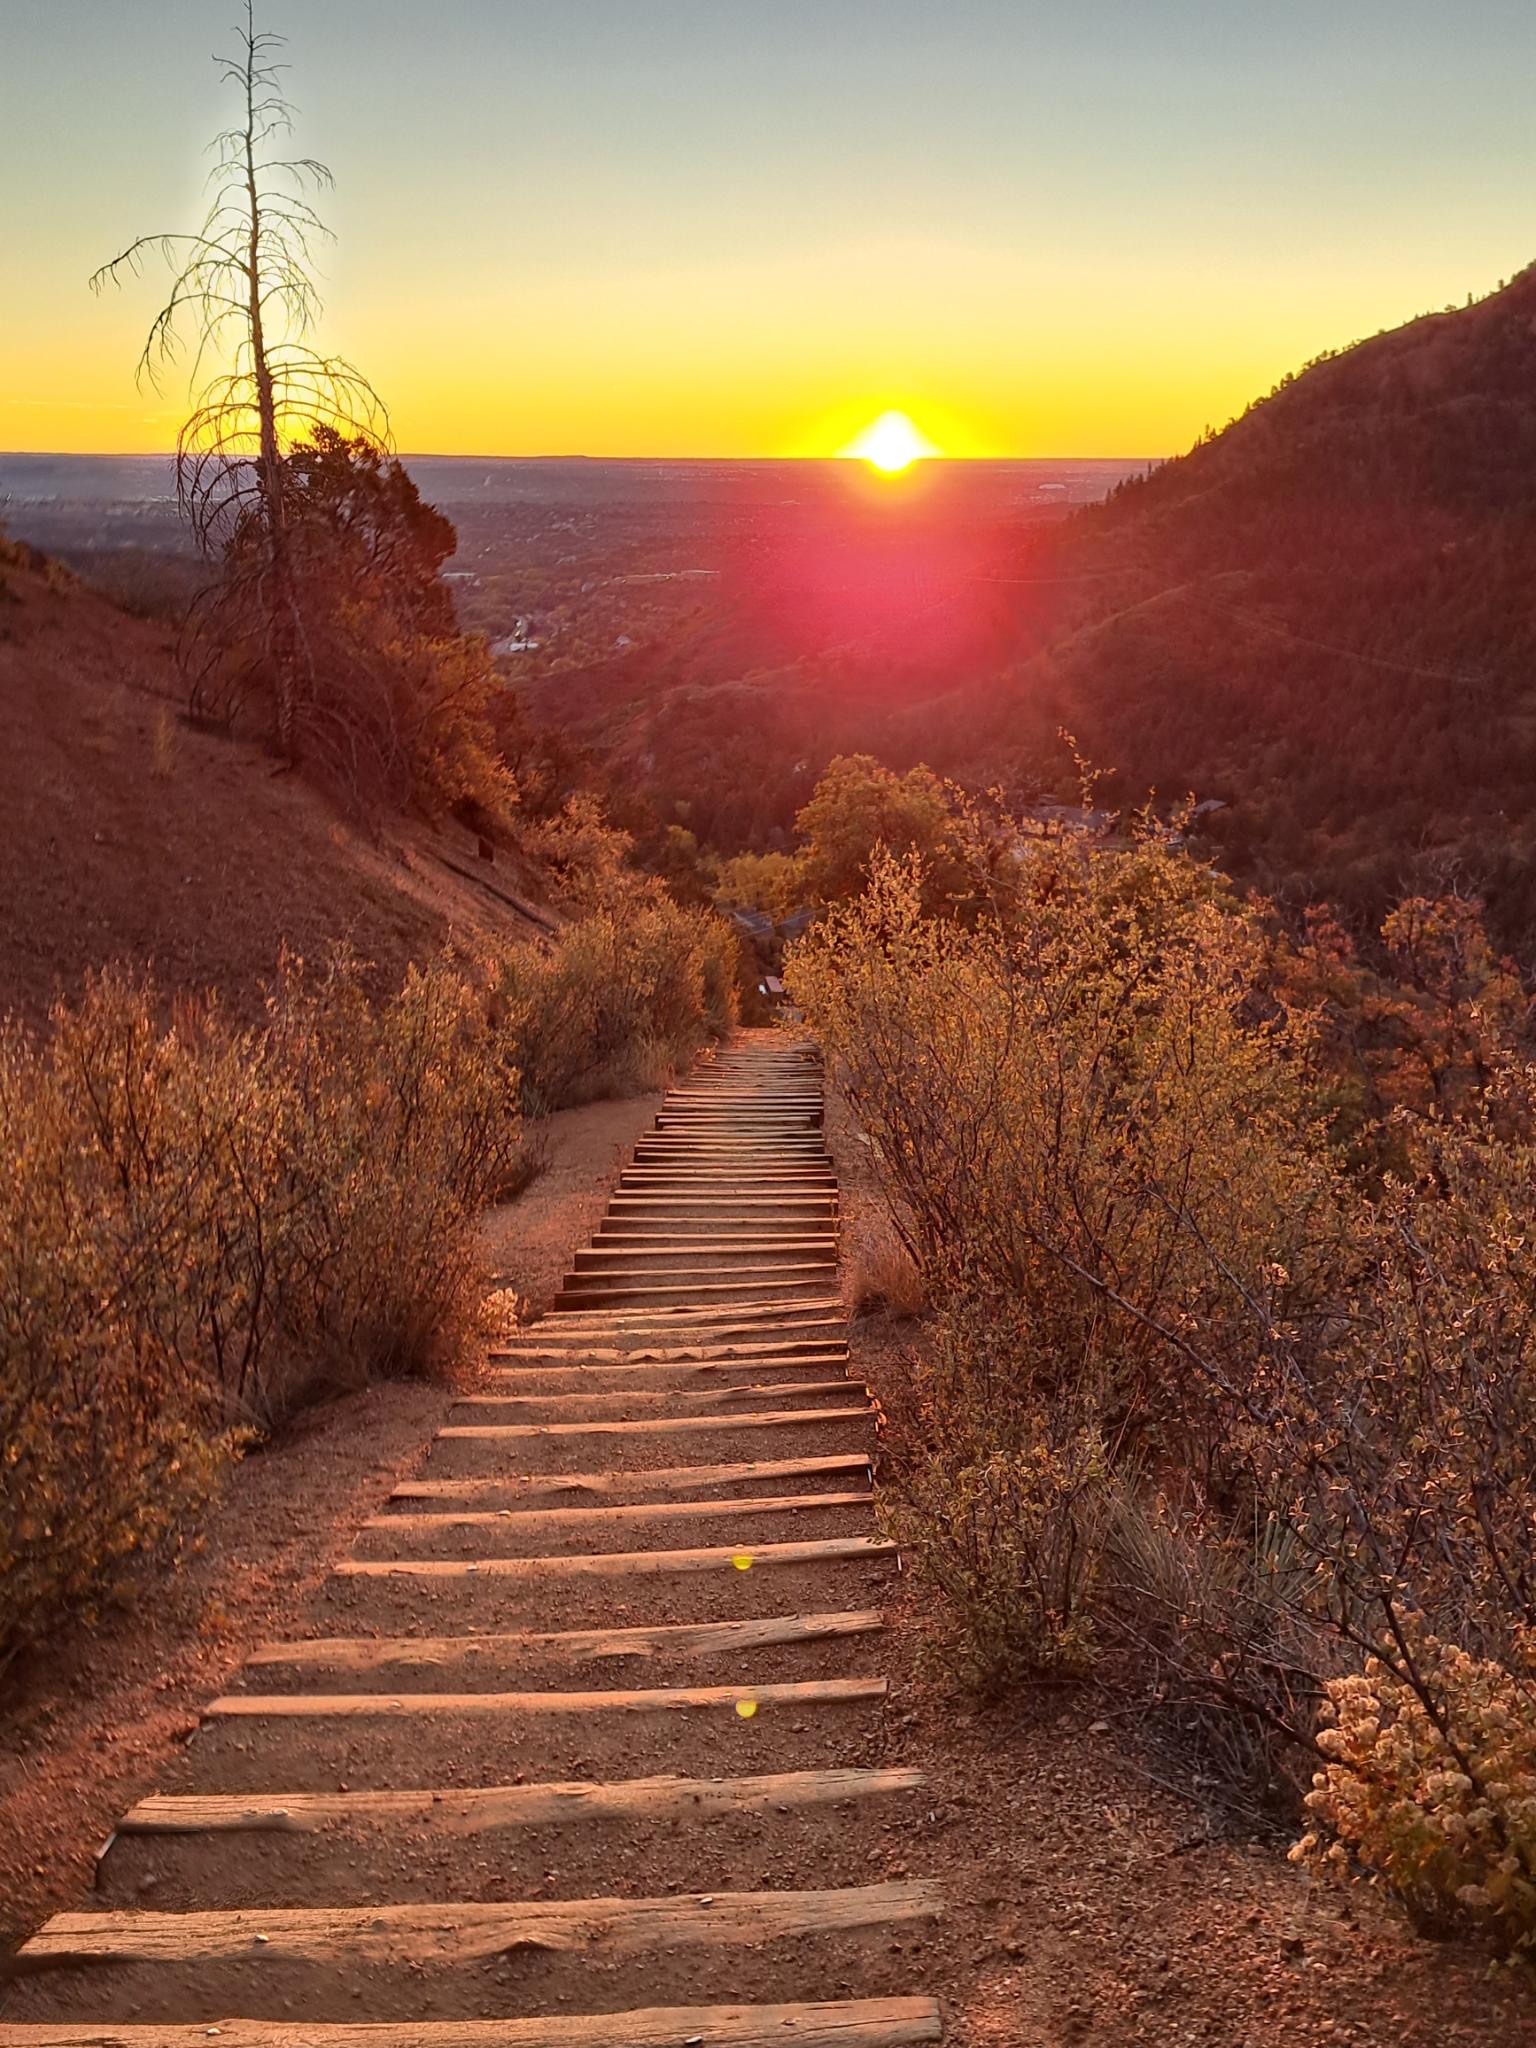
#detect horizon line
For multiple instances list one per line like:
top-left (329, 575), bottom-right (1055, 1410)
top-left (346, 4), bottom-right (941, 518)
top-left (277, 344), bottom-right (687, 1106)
top-left (0, 448), bottom-right (1165, 467)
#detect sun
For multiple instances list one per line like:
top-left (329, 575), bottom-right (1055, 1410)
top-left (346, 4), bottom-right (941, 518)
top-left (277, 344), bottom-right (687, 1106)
top-left (839, 409), bottom-right (941, 474)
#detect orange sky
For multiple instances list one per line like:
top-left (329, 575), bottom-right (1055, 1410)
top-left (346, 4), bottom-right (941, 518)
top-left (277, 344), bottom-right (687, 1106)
top-left (3, 3), bottom-right (1532, 459)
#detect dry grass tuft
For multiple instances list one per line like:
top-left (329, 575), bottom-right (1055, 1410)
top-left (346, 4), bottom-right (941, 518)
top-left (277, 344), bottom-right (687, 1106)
top-left (849, 1228), bottom-right (927, 1319)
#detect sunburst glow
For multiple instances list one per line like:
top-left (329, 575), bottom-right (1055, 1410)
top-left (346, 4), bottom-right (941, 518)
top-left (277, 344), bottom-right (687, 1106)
top-left (839, 410), bottom-right (941, 473)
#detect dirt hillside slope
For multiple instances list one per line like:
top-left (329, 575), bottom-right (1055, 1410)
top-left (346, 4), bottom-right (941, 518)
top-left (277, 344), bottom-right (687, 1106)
top-left (0, 543), bottom-right (551, 1026)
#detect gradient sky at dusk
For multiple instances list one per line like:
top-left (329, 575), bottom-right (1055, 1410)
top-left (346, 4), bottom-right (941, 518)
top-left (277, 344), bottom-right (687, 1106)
top-left (3, 0), bottom-right (1534, 458)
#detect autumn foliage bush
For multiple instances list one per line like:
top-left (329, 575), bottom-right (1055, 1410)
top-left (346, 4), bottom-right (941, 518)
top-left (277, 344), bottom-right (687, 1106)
top-left (0, 954), bottom-right (526, 1674)
top-left (493, 897), bottom-right (739, 1114)
top-left (789, 820), bottom-right (1536, 1953)
top-left (874, 1296), bottom-right (1107, 1689)
top-left (0, 867), bottom-right (740, 1675)
top-left (1297, 1640), bottom-right (1536, 1953)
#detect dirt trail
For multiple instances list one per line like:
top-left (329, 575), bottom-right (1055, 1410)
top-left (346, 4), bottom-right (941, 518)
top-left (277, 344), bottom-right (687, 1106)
top-left (1, 1031), bottom-right (940, 2047)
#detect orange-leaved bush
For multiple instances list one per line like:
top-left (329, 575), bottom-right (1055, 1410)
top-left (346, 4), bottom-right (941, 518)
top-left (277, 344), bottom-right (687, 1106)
top-left (789, 823), bottom-right (1536, 1948)
top-left (494, 897), bottom-right (739, 1114)
top-left (0, 953), bottom-right (527, 1674)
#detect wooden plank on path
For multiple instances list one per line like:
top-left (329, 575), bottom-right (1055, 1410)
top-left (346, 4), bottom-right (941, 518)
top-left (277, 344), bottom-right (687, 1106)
top-left (450, 1380), bottom-right (855, 1413)
top-left (203, 1676), bottom-right (888, 1720)
top-left (482, 1352), bottom-right (850, 1380)
top-left (0, 2000), bottom-right (943, 2048)
top-left (391, 1454), bottom-right (871, 1502)
top-left (364, 1489), bottom-right (871, 1532)
top-left (15, 1882), bottom-right (941, 1970)
top-left (334, 1534), bottom-right (897, 1581)
top-left (245, 1609), bottom-right (886, 1671)
top-left (542, 1299), bottom-right (844, 1325)
top-left (119, 1765), bottom-right (926, 1837)
top-left (437, 1406), bottom-right (871, 1442)
top-left (500, 1335), bottom-right (849, 1365)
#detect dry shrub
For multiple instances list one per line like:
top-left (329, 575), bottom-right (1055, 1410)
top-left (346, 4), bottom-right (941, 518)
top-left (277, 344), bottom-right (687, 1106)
top-left (788, 843), bottom-right (1331, 1440)
top-left (0, 998), bottom-right (229, 1677)
top-left (876, 1298), bottom-right (1107, 1690)
top-left (494, 899), bottom-right (738, 1114)
top-left (262, 953), bottom-right (525, 1401)
top-left (0, 953), bottom-right (525, 1674)
top-left (789, 830), bottom-right (1536, 1950)
top-left (790, 843), bottom-right (1315, 1703)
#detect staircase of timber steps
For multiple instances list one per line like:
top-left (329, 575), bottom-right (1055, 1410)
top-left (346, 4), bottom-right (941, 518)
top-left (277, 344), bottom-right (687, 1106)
top-left (0, 1031), bottom-right (942, 2048)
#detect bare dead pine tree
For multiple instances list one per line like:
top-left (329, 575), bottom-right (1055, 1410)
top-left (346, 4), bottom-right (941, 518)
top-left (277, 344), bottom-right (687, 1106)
top-left (91, 2), bottom-right (387, 755)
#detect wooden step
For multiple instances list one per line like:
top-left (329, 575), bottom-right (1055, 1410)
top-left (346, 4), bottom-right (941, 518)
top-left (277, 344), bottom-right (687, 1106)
top-left (0, 1996), bottom-right (943, 2048)
top-left (610, 1188), bottom-right (833, 1199)
top-left (204, 1676), bottom-right (888, 1719)
top-left (541, 1297), bottom-right (845, 1320)
top-left (626, 1165), bottom-right (831, 1180)
top-left (522, 1331), bottom-right (849, 1355)
top-left (13, 1882), bottom-right (942, 1970)
top-left (641, 1135), bottom-right (826, 1145)
top-left (626, 1161), bottom-right (831, 1171)
top-left (617, 1182), bottom-right (836, 1193)
top-left (493, 1330), bottom-right (847, 1360)
top-left (451, 1380), bottom-right (856, 1415)
top-left (559, 1266), bottom-right (838, 1283)
top-left (655, 1113), bottom-right (819, 1126)
top-left (475, 1363), bottom-right (850, 1394)
top-left (591, 1240), bottom-right (839, 1254)
top-left (574, 1242), bottom-right (838, 1269)
top-left (556, 1274), bottom-right (839, 1308)
top-left (436, 1406), bottom-right (871, 1444)
top-left (367, 1489), bottom-right (870, 1533)
top-left (635, 1130), bottom-right (828, 1142)
top-left (599, 1212), bottom-right (838, 1227)
top-left (482, 1351), bottom-right (850, 1381)
top-left (611, 1200), bottom-right (836, 1211)
top-left (119, 1764), bottom-right (926, 1836)
top-left (621, 1160), bottom-right (834, 1171)
top-left (335, 1535), bottom-right (895, 1582)
top-left (602, 1212), bottom-right (839, 1230)
top-left (393, 1454), bottom-right (872, 1503)
top-left (530, 1308), bottom-right (846, 1339)
top-left (246, 1609), bottom-right (886, 1673)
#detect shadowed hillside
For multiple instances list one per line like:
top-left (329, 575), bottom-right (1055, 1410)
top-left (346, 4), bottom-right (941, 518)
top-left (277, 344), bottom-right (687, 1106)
top-left (968, 264), bottom-right (1536, 944)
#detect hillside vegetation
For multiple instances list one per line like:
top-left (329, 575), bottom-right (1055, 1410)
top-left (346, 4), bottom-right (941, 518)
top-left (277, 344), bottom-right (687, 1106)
top-left (967, 265), bottom-right (1536, 945)
top-left (782, 757), bottom-right (1536, 1959)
